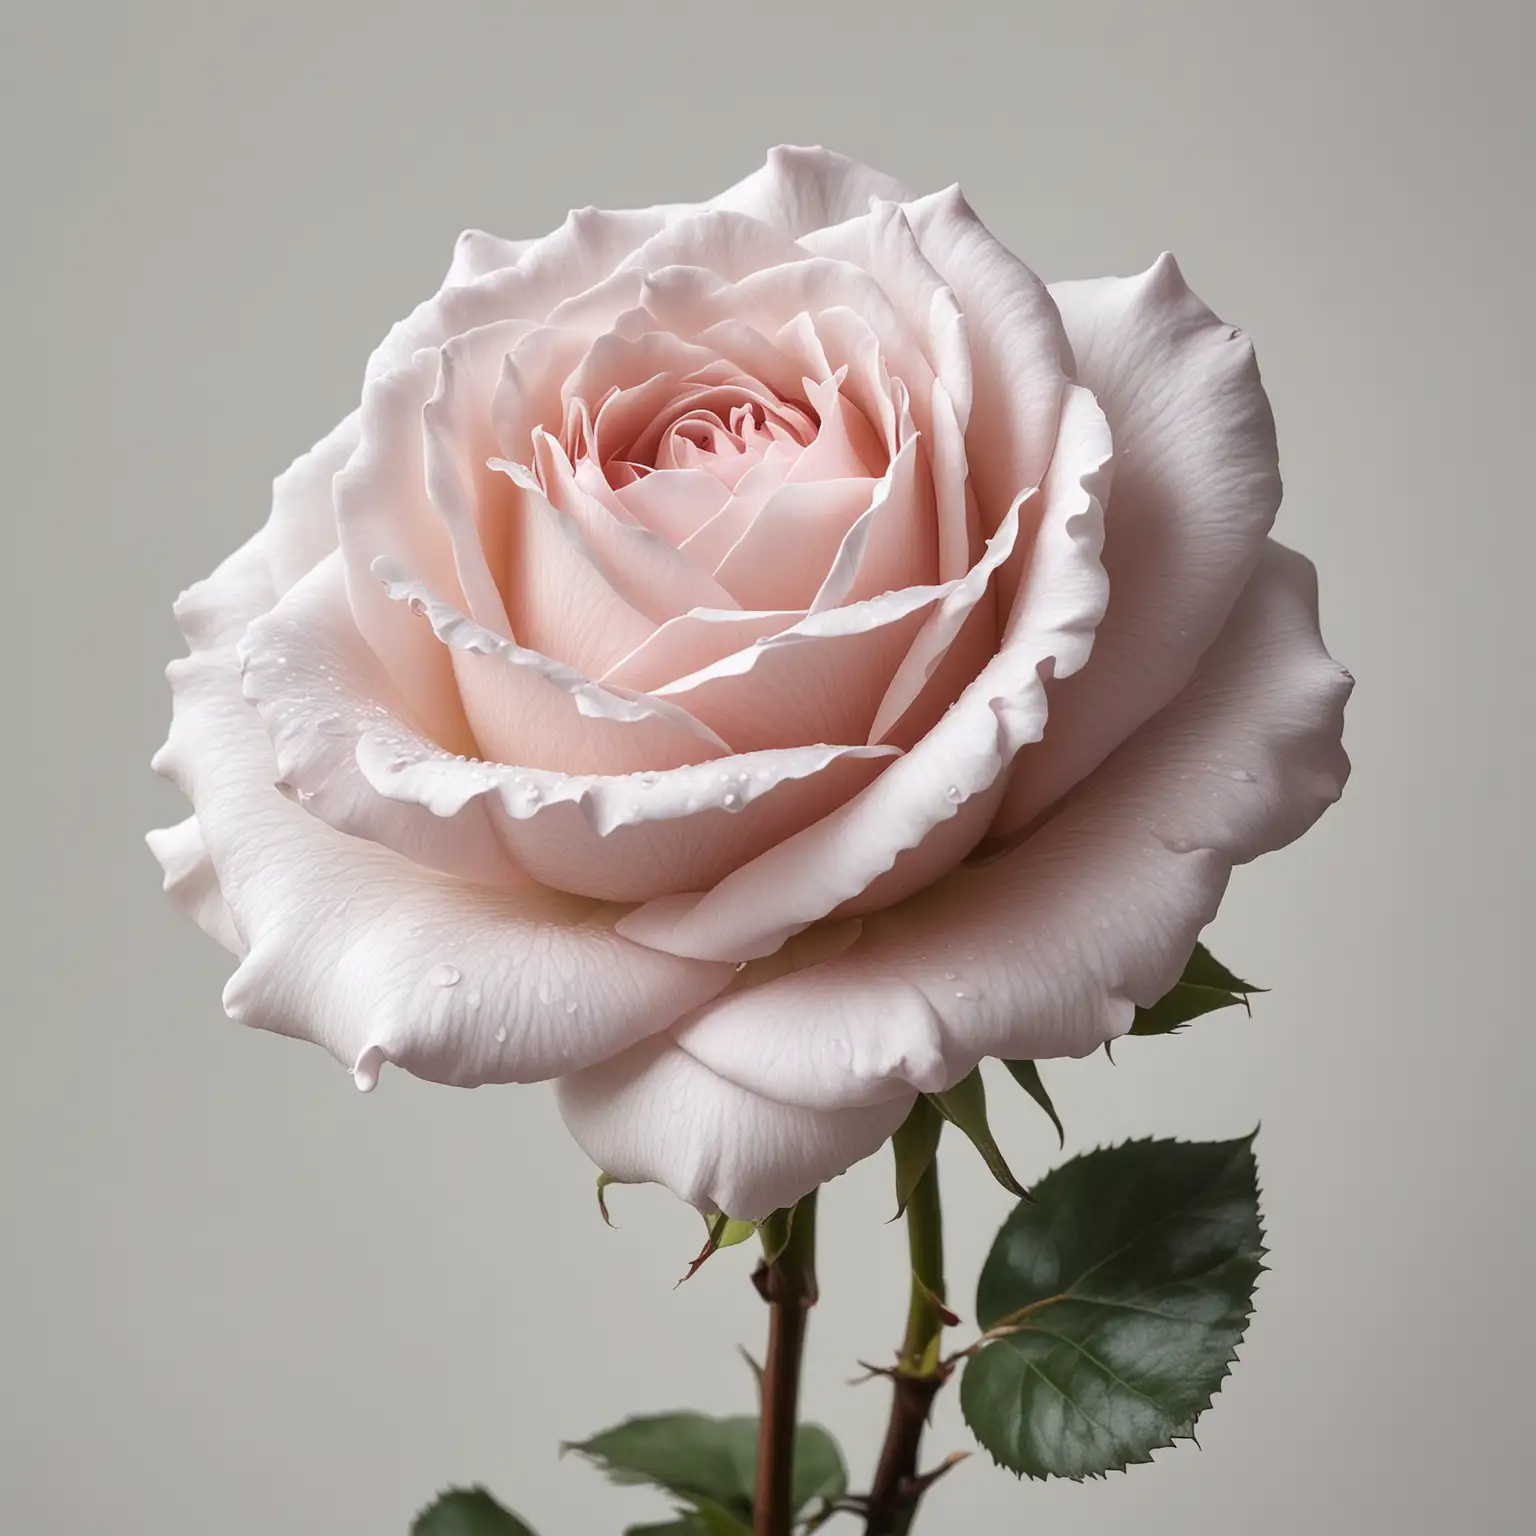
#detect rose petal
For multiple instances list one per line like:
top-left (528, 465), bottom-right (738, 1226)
top-left (673, 540), bottom-right (1352, 1107)
top-left (674, 442), bottom-right (801, 570)
top-left (652, 582), bottom-right (949, 753)
top-left (618, 385), bottom-right (1112, 961)
top-left (903, 184), bottom-right (1072, 531)
top-left (497, 470), bottom-right (658, 676)
top-left (809, 418), bottom-right (936, 612)
top-left (991, 254), bottom-right (1284, 838)
top-left (557, 1033), bottom-right (914, 1219)
top-left (152, 535), bottom-right (732, 1087)
top-left (240, 552), bottom-right (527, 885)
top-left (708, 144), bottom-right (913, 241)
top-left (263, 409), bottom-right (360, 597)
top-left (334, 348), bottom-right (477, 754)
top-left (444, 228), bottom-right (536, 285)
top-left (360, 734), bottom-right (899, 903)
top-left (146, 815), bottom-right (245, 955)
top-left (603, 608), bottom-right (803, 693)
top-left (366, 206), bottom-right (672, 381)
top-left (617, 207), bottom-right (807, 284)
top-left (243, 552), bottom-right (898, 900)
top-left (802, 198), bottom-right (973, 432)
top-left (614, 467), bottom-right (733, 547)
top-left (424, 320), bottom-right (532, 636)
top-left (512, 441), bottom-right (737, 620)
top-left (374, 562), bottom-right (728, 774)
top-left (711, 477), bottom-right (879, 611)
top-left (637, 260), bottom-right (937, 435)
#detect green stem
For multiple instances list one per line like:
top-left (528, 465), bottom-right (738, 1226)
top-left (865, 1155), bottom-right (947, 1535)
top-left (899, 1156), bottom-right (946, 1375)
top-left (754, 1191), bottom-right (819, 1536)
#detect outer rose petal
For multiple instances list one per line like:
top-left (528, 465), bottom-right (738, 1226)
top-left (556, 1034), bottom-right (915, 1220)
top-left (146, 815), bottom-right (245, 955)
top-left (673, 540), bottom-right (1352, 1109)
top-left (151, 535), bottom-right (732, 1087)
top-left (239, 552), bottom-right (528, 886)
top-left (990, 253), bottom-right (1283, 838)
top-left (708, 144), bottom-right (913, 240)
top-left (262, 409), bottom-right (360, 597)
top-left (366, 206), bottom-right (672, 380)
top-left (444, 228), bottom-right (536, 285)
top-left (902, 184), bottom-right (1073, 529)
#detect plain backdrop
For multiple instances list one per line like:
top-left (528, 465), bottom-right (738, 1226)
top-left (7, 1), bottom-right (1533, 1531)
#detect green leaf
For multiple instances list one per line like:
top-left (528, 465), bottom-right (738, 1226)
top-left (927, 1068), bottom-right (1029, 1198)
top-left (568, 1413), bottom-right (847, 1523)
top-left (892, 1095), bottom-right (944, 1216)
top-left (411, 1487), bottom-right (537, 1535)
top-left (626, 1507), bottom-right (750, 1535)
top-left (1131, 942), bottom-right (1262, 1036)
top-left (961, 1134), bottom-right (1264, 1480)
top-left (1002, 1060), bottom-right (1064, 1148)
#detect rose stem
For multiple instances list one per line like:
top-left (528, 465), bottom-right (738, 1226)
top-left (753, 1189), bottom-right (819, 1536)
top-left (864, 1153), bottom-right (948, 1535)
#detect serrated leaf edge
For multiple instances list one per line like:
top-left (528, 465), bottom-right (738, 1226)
top-left (961, 1131), bottom-right (1267, 1482)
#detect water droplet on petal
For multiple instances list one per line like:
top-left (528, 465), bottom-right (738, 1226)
top-left (428, 963), bottom-right (461, 987)
top-left (943, 969), bottom-right (957, 981)
top-left (945, 785), bottom-right (962, 803)
top-left (565, 998), bottom-right (580, 1015)
top-left (494, 1024), bottom-right (508, 1043)
top-left (953, 979), bottom-right (981, 1002)
top-left (722, 791), bottom-right (740, 809)
top-left (1228, 768), bottom-right (1257, 783)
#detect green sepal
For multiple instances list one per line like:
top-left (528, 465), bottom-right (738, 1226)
top-left (411, 1487), bottom-right (537, 1535)
top-left (891, 1095), bottom-right (944, 1217)
top-left (755, 1205), bottom-right (795, 1268)
top-left (1001, 1060), bottom-right (1064, 1147)
top-left (679, 1212), bottom-right (758, 1284)
top-left (960, 1133), bottom-right (1265, 1481)
top-left (1131, 942), bottom-right (1263, 1036)
top-left (596, 1172), bottom-right (621, 1227)
top-left (567, 1413), bottom-right (846, 1526)
top-left (926, 1068), bottom-right (1030, 1199)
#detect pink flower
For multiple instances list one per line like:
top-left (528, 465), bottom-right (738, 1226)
top-left (150, 147), bottom-right (1351, 1219)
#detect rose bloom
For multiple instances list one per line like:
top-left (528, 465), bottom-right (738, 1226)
top-left (150, 147), bottom-right (1350, 1219)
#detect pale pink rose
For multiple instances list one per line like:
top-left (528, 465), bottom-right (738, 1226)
top-left (150, 147), bottom-right (1350, 1219)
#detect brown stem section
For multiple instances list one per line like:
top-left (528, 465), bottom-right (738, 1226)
top-left (753, 1192), bottom-right (818, 1536)
top-left (863, 1373), bottom-right (945, 1535)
